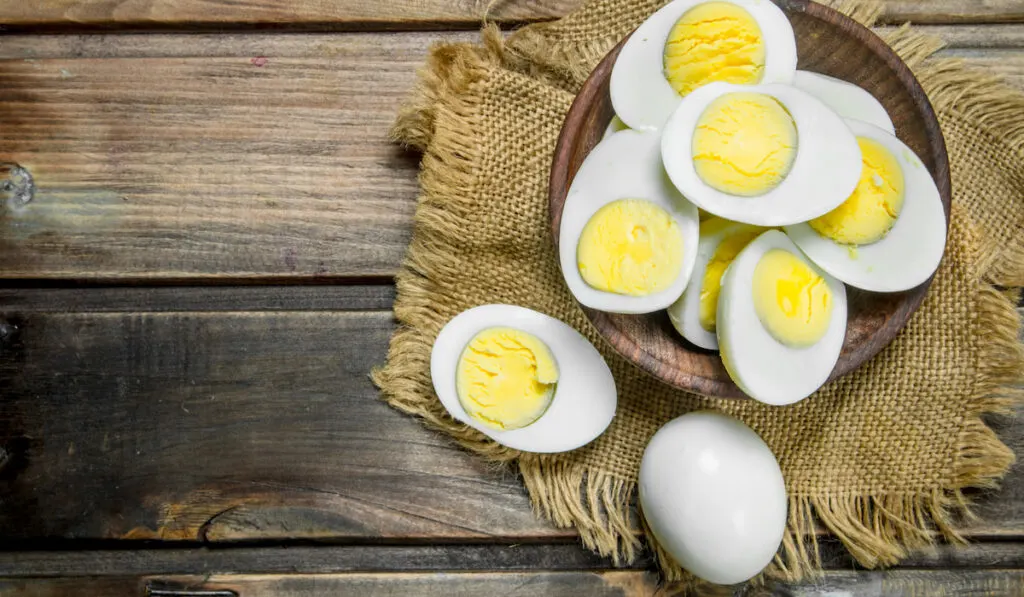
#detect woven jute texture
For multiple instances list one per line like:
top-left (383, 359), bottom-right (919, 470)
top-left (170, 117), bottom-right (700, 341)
top-left (375, 0), bottom-right (1024, 582)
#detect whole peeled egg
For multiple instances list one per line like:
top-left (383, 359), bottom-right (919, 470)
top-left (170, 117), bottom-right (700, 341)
top-left (610, 0), bottom-right (797, 131)
top-left (430, 304), bottom-right (617, 453)
top-left (559, 129), bottom-right (700, 314)
top-left (640, 412), bottom-right (787, 585)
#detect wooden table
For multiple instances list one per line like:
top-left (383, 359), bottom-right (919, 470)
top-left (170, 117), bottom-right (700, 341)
top-left (0, 2), bottom-right (1021, 595)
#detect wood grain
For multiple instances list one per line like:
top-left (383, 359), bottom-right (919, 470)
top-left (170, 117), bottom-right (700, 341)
top-left (0, 33), bottom-right (476, 281)
top-left (549, 0), bottom-right (950, 397)
top-left (0, 570), bottom-right (1022, 597)
top-left (1, 30), bottom-right (1022, 282)
top-left (0, 297), bottom-right (1019, 543)
top-left (2, 541), bottom-right (1023, 577)
top-left (0, 305), bottom-right (567, 542)
top-left (0, 0), bottom-right (1020, 31)
top-left (0, 572), bottom-right (659, 597)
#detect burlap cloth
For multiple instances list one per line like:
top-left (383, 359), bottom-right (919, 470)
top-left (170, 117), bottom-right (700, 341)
top-left (374, 0), bottom-right (1024, 582)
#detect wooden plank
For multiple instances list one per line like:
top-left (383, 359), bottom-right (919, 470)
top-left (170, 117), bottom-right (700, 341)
top-left (0, 32), bottom-right (473, 281)
top-left (2, 31), bottom-right (1024, 281)
top-left (0, 544), bottom-right (639, 577)
top-left (0, 285), bottom-right (396, 312)
top-left (0, 572), bottom-right (659, 597)
top-left (0, 0), bottom-right (1020, 31)
top-left (0, 307), bottom-right (568, 542)
top-left (0, 301), bottom-right (1020, 543)
top-left (0, 570), bottom-right (1022, 597)
top-left (764, 570), bottom-right (1024, 596)
top-left (2, 542), bottom-right (1024, 577)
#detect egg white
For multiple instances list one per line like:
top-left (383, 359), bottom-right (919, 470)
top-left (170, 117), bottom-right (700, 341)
top-left (784, 120), bottom-right (947, 292)
top-left (667, 219), bottom-right (763, 350)
top-left (661, 82), bottom-right (862, 226)
top-left (717, 230), bottom-right (847, 405)
top-left (430, 304), bottom-right (617, 454)
top-left (791, 70), bottom-right (895, 134)
top-left (603, 114), bottom-right (630, 139)
top-left (559, 129), bottom-right (700, 314)
top-left (640, 412), bottom-right (787, 585)
top-left (610, 0), bottom-right (797, 131)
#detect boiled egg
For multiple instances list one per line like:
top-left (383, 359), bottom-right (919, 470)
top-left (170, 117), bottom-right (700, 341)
top-left (603, 114), bottom-right (630, 139)
top-left (559, 129), bottom-right (700, 314)
top-left (661, 82), bottom-right (862, 226)
top-left (667, 217), bottom-right (765, 350)
top-left (640, 412), bottom-right (787, 585)
top-left (611, 0), bottom-right (797, 131)
top-left (784, 120), bottom-right (947, 292)
top-left (430, 304), bottom-right (617, 453)
top-left (791, 70), bottom-right (895, 134)
top-left (718, 230), bottom-right (847, 405)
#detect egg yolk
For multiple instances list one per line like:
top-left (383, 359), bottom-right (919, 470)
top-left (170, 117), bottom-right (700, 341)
top-left (752, 249), bottom-right (832, 347)
top-left (577, 199), bottom-right (685, 296)
top-left (663, 2), bottom-right (766, 97)
top-left (455, 327), bottom-right (558, 430)
top-left (808, 137), bottom-right (905, 245)
top-left (699, 228), bottom-right (763, 332)
top-left (692, 92), bottom-right (798, 197)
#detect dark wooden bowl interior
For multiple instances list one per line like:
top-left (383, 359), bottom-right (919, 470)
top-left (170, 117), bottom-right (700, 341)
top-left (549, 0), bottom-right (952, 399)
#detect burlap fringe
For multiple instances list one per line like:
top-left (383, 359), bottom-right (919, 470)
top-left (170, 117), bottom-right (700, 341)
top-left (381, 0), bottom-right (1024, 585)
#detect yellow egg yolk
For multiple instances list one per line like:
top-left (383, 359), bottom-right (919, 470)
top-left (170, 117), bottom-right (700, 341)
top-left (577, 199), bottom-right (685, 296)
top-left (692, 92), bottom-right (798, 197)
top-left (752, 249), bottom-right (833, 347)
top-left (699, 228), bottom-right (763, 332)
top-left (455, 327), bottom-right (558, 430)
top-left (808, 137), bottom-right (905, 245)
top-left (663, 2), bottom-right (766, 97)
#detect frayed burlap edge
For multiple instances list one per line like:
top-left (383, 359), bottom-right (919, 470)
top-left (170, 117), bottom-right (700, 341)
top-left (376, 0), bottom-right (1024, 584)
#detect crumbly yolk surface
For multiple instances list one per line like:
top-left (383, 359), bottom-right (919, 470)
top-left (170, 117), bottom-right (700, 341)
top-left (808, 137), bottom-right (905, 245)
top-left (663, 2), bottom-right (766, 97)
top-left (577, 199), bottom-right (685, 296)
top-left (455, 327), bottom-right (558, 430)
top-left (699, 227), bottom-right (763, 331)
top-left (692, 92), bottom-right (798, 197)
top-left (752, 249), bottom-right (833, 347)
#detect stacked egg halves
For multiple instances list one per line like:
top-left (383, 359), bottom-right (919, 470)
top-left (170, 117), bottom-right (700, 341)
top-left (560, 0), bottom-right (947, 406)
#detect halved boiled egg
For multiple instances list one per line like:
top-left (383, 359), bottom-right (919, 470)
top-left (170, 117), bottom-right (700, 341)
top-left (667, 217), bottom-right (765, 350)
top-left (791, 70), bottom-right (895, 134)
top-left (784, 120), bottom-right (947, 292)
top-left (603, 115), bottom-right (630, 139)
top-left (431, 305), bottom-right (617, 453)
top-left (661, 82), bottom-right (862, 226)
top-left (718, 230), bottom-right (847, 405)
top-left (610, 0), bottom-right (797, 131)
top-left (559, 129), bottom-right (700, 314)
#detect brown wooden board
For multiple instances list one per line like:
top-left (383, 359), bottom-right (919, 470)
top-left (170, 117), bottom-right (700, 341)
top-left (0, 570), bottom-right (1023, 597)
top-left (0, 542), bottom-right (1022, 577)
top-left (1, 31), bottom-right (1022, 282)
top-left (0, 0), bottom-right (1020, 31)
top-left (0, 304), bottom-right (567, 542)
top-left (0, 294), bottom-right (1019, 543)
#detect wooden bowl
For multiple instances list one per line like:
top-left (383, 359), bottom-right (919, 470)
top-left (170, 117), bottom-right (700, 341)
top-left (549, 0), bottom-right (951, 399)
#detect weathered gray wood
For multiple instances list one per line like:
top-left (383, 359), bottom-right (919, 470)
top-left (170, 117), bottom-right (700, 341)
top-left (0, 308), bottom-right (569, 542)
top-left (3, 542), bottom-right (1024, 577)
top-left (0, 569), bottom-right (1022, 596)
top-left (0, 285), bottom-right (396, 312)
top-left (1, 31), bottom-right (1023, 281)
top-left (0, 0), bottom-right (1020, 30)
top-left (0, 302), bottom-right (1019, 543)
